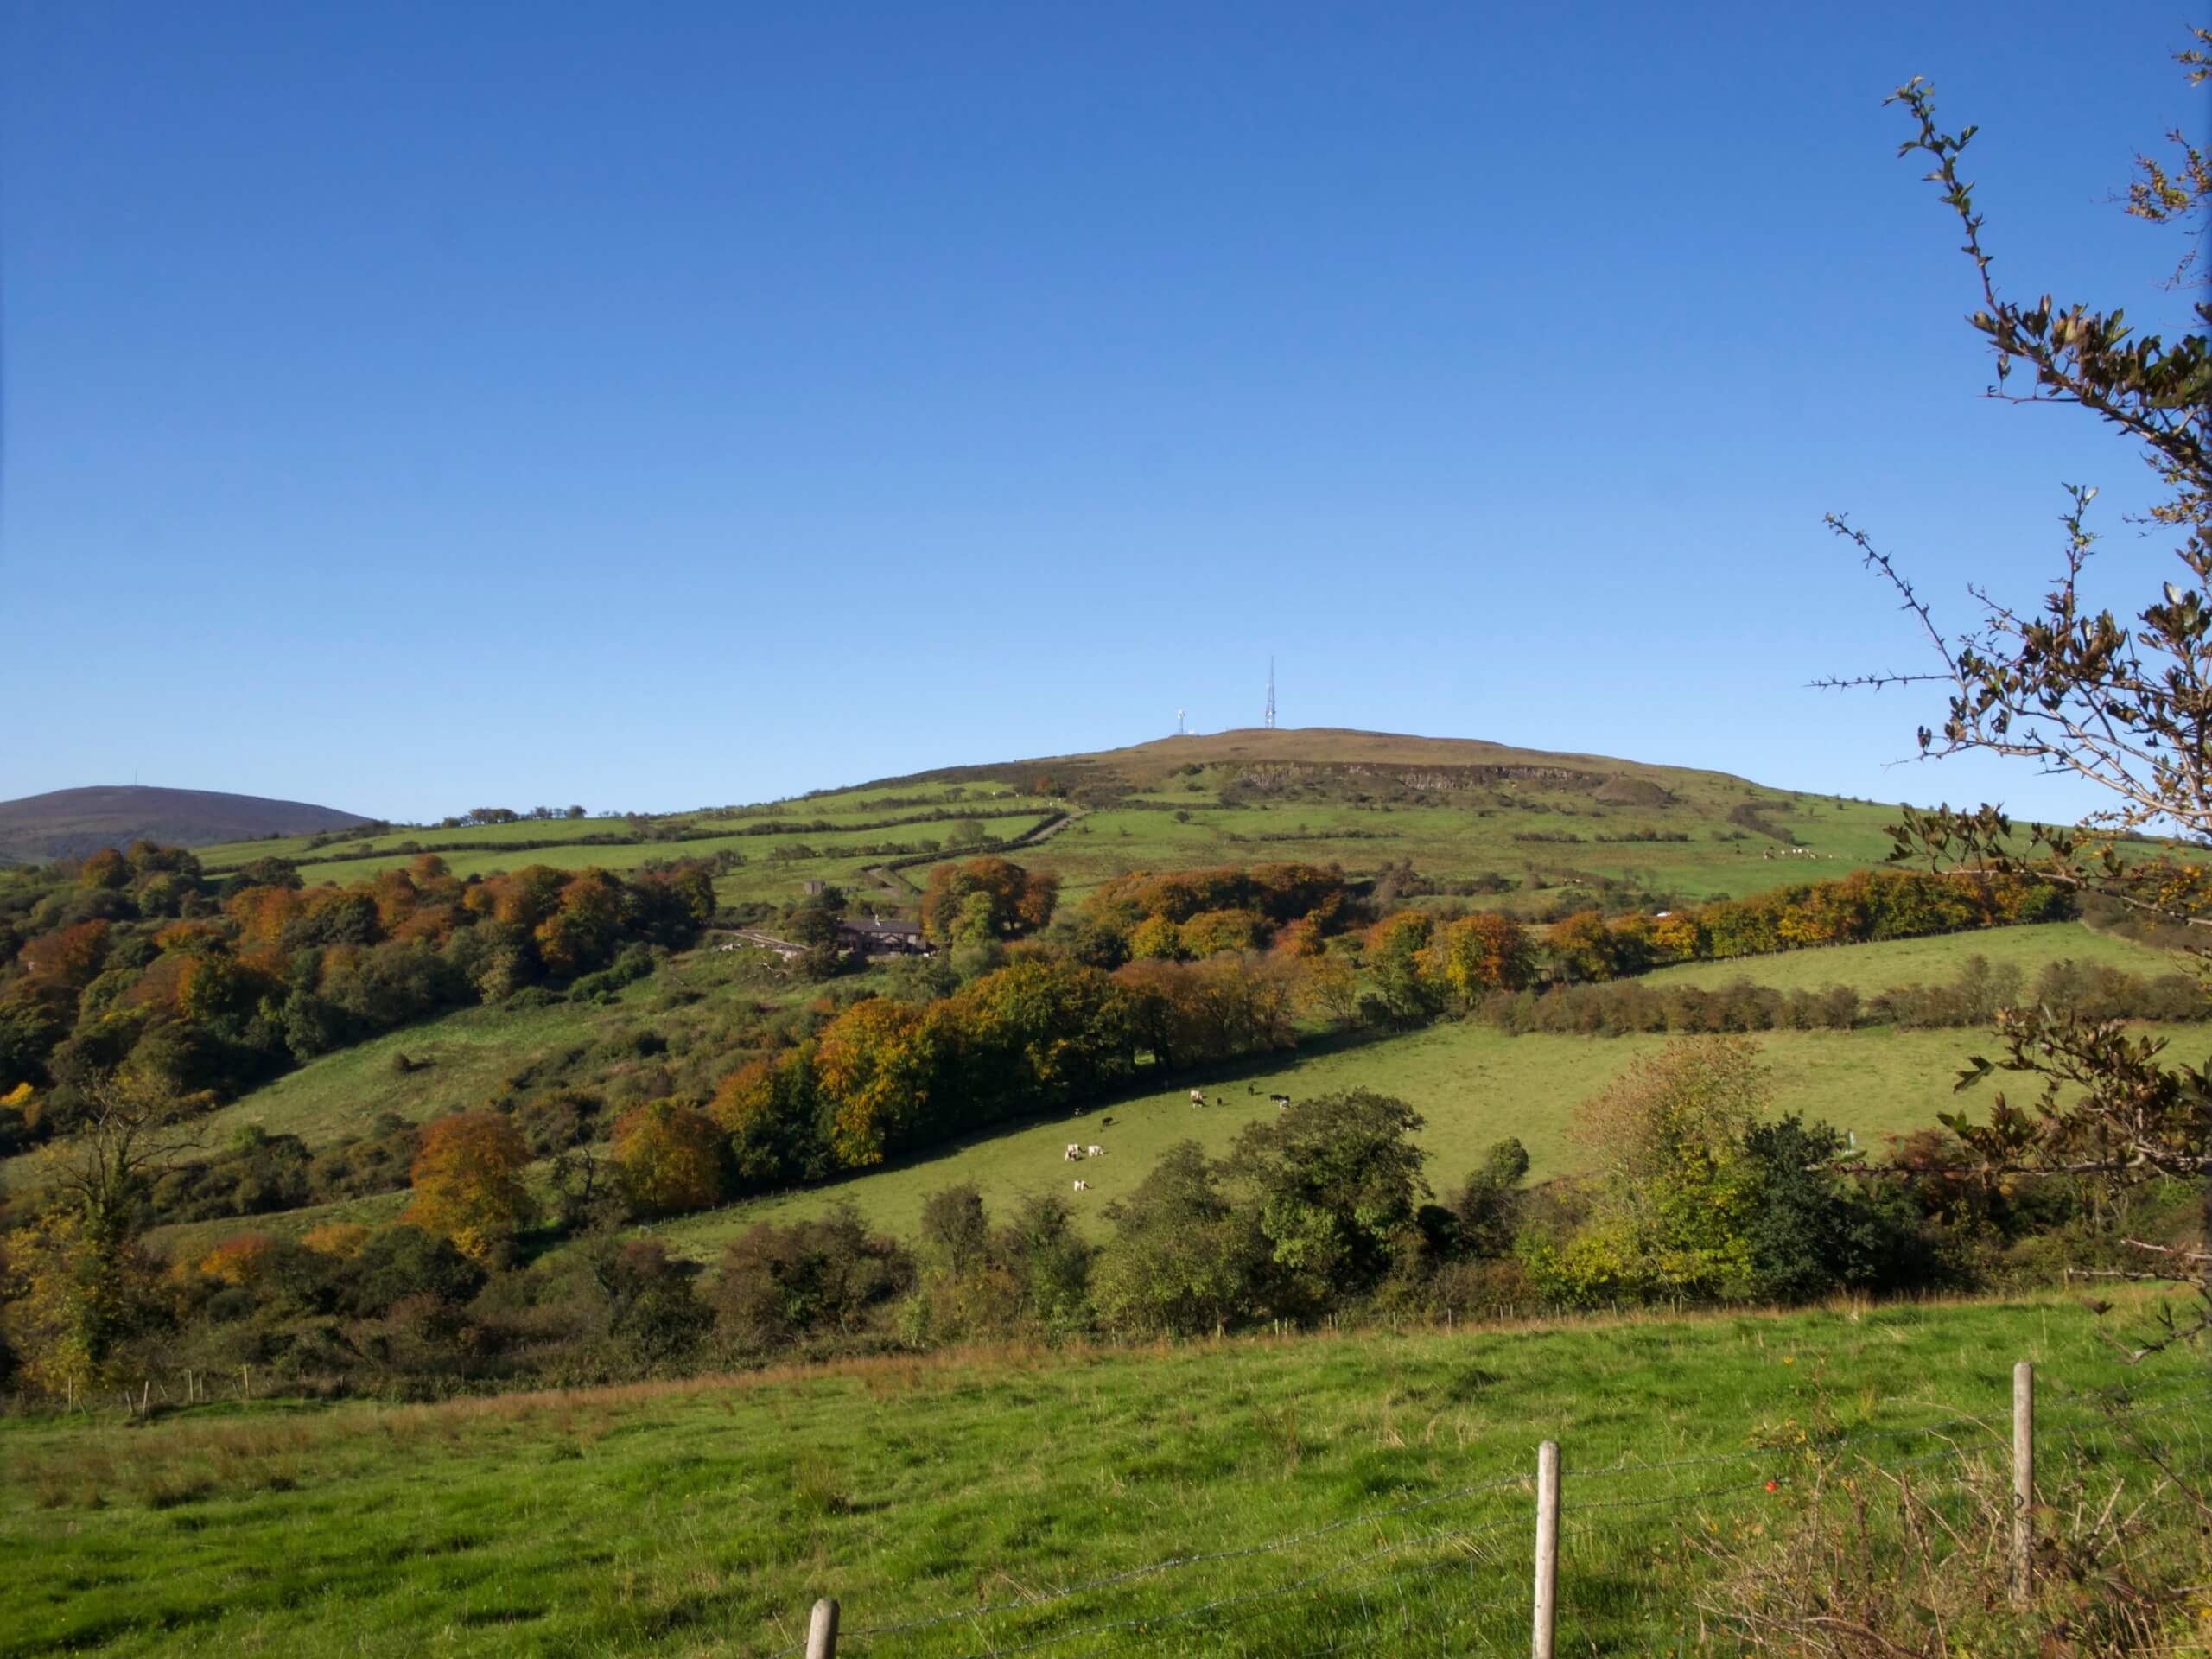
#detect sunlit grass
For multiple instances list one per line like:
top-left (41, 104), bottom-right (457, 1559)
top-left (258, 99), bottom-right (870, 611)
top-left (1, 1291), bottom-right (2194, 1656)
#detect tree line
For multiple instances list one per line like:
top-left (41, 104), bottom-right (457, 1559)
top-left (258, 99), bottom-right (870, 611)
top-left (0, 843), bottom-right (714, 1155)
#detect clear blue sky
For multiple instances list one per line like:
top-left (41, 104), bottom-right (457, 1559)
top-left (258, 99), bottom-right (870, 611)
top-left (1, 2), bottom-right (2199, 823)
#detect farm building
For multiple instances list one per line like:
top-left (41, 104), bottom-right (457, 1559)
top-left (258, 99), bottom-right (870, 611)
top-left (839, 916), bottom-right (932, 956)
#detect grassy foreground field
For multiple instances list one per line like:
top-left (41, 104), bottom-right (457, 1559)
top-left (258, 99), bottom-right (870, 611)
top-left (2, 1292), bottom-right (2201, 1656)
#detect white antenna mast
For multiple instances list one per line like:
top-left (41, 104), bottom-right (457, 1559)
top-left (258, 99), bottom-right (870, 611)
top-left (1176, 708), bottom-right (1186, 736)
top-left (1264, 658), bottom-right (1276, 729)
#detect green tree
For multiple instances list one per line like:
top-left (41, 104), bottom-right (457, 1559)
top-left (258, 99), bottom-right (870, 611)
top-left (1541, 1038), bottom-right (1769, 1306)
top-left (996, 1192), bottom-right (1093, 1337)
top-left (1449, 1136), bottom-right (1531, 1259)
top-left (1090, 1142), bottom-right (1261, 1337)
top-left (1738, 1116), bottom-right (1912, 1304)
top-left (1224, 1090), bottom-right (1431, 1316)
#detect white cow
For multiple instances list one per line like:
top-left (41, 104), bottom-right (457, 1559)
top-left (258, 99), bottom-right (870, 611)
top-left (1064, 1143), bottom-right (1083, 1161)
top-left (1085, 1145), bottom-right (1103, 1158)
top-left (1072, 1179), bottom-right (1090, 1192)
top-left (1189, 1090), bottom-right (1205, 1106)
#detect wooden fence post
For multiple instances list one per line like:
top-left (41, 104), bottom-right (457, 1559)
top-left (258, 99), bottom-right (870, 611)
top-left (2012, 1360), bottom-right (2034, 1608)
top-left (804, 1597), bottom-right (840, 1659)
top-left (1533, 1439), bottom-right (1560, 1659)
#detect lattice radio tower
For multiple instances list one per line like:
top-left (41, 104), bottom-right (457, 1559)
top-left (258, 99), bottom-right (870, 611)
top-left (1263, 658), bottom-right (1276, 730)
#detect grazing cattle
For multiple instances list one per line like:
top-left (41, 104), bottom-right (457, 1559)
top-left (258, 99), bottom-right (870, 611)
top-left (1269, 1093), bottom-right (1292, 1111)
top-left (1064, 1143), bottom-right (1083, 1161)
top-left (1101, 1116), bottom-right (1115, 1128)
top-left (1086, 1145), bottom-right (1103, 1158)
top-left (1189, 1090), bottom-right (1205, 1106)
top-left (1072, 1179), bottom-right (1090, 1192)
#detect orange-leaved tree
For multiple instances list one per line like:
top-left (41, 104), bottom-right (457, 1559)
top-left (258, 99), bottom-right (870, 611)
top-left (1424, 912), bottom-right (1535, 1005)
top-left (404, 1112), bottom-right (536, 1264)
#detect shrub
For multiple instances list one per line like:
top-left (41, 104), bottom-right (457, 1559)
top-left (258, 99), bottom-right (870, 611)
top-left (711, 1204), bottom-right (912, 1352)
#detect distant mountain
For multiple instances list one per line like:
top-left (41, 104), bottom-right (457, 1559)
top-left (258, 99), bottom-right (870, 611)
top-left (0, 785), bottom-right (371, 864)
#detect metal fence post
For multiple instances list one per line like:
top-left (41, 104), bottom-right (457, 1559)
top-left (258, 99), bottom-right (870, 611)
top-left (1533, 1439), bottom-right (1560, 1659)
top-left (2012, 1361), bottom-right (2034, 1607)
top-left (805, 1596), bottom-right (840, 1659)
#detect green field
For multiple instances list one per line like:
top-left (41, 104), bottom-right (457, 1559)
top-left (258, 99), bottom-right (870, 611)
top-left (141, 1011), bottom-right (2100, 1266)
top-left (1641, 918), bottom-right (2179, 994)
top-left (1033, 791), bottom-right (1900, 906)
top-left (649, 1015), bottom-right (2191, 1257)
top-left (184, 728), bottom-right (1931, 921)
top-left (2, 1291), bottom-right (2199, 1656)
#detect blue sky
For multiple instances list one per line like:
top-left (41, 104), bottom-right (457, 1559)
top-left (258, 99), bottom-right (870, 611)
top-left (1, 2), bottom-right (2200, 822)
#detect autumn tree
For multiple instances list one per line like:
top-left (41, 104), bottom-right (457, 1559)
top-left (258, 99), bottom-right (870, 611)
top-left (1363, 912), bottom-right (1438, 1020)
top-left (1544, 911), bottom-right (1620, 984)
top-left (1294, 949), bottom-right (1360, 1028)
top-left (612, 1100), bottom-right (728, 1217)
top-left (0, 1208), bottom-right (164, 1395)
top-left (534, 871), bottom-right (623, 977)
top-left (3, 1070), bottom-right (197, 1393)
top-left (1828, 31), bottom-right (2212, 1352)
top-left (812, 996), bottom-right (944, 1166)
top-left (79, 849), bottom-right (130, 891)
top-left (43, 1069), bottom-right (205, 1254)
top-left (404, 1111), bottom-right (537, 1264)
top-left (1423, 912), bottom-right (1535, 1005)
top-left (709, 1052), bottom-right (829, 1190)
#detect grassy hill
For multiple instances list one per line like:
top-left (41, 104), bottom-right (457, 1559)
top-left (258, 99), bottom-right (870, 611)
top-left (1, 1290), bottom-right (2199, 1656)
top-left (858, 726), bottom-right (1909, 906)
top-left (184, 728), bottom-right (1908, 915)
top-left (0, 785), bottom-right (370, 864)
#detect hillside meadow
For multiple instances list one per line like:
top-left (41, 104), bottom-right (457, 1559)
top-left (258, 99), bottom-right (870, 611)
top-left (105, 922), bottom-right (2196, 1265)
top-left (1639, 917), bottom-right (2176, 993)
top-left (185, 729), bottom-right (1927, 919)
top-left (1, 1290), bottom-right (2200, 1657)
top-left (142, 1009), bottom-right (2078, 1265)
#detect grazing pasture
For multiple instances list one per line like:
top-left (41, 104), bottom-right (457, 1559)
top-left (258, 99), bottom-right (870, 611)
top-left (645, 1010), bottom-right (2190, 1255)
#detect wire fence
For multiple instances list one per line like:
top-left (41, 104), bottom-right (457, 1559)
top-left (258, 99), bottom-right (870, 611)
top-left (777, 1368), bottom-right (2212, 1659)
